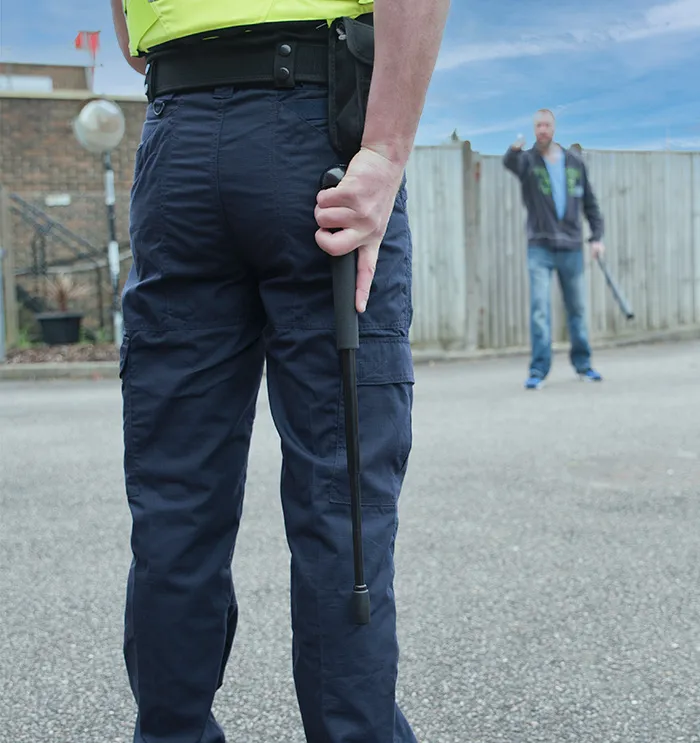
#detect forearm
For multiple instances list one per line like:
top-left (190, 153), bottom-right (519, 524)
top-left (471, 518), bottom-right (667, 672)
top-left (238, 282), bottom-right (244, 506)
top-left (361, 0), bottom-right (451, 167)
top-left (503, 146), bottom-right (523, 175)
top-left (583, 177), bottom-right (604, 241)
top-left (110, 0), bottom-right (147, 74)
top-left (586, 208), bottom-right (604, 241)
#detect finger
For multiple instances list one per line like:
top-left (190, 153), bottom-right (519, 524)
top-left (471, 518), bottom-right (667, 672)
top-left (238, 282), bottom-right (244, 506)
top-left (315, 227), bottom-right (362, 257)
top-left (314, 205), bottom-right (357, 231)
top-left (355, 244), bottom-right (379, 313)
top-left (316, 184), bottom-right (356, 209)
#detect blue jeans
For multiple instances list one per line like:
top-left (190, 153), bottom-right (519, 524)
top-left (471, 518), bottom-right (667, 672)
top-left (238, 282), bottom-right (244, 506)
top-left (527, 245), bottom-right (592, 378)
top-left (120, 83), bottom-right (416, 743)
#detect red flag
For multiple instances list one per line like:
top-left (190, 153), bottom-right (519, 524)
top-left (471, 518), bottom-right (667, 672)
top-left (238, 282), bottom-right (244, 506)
top-left (75, 31), bottom-right (100, 57)
top-left (75, 31), bottom-right (100, 91)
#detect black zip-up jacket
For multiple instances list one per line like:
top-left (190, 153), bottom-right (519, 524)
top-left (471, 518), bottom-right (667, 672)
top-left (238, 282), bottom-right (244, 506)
top-left (503, 145), bottom-right (604, 250)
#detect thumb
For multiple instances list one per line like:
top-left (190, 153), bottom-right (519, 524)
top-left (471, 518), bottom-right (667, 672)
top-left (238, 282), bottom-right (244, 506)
top-left (355, 244), bottom-right (378, 314)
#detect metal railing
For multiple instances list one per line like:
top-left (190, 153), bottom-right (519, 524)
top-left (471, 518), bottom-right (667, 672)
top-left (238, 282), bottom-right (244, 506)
top-left (10, 194), bottom-right (109, 329)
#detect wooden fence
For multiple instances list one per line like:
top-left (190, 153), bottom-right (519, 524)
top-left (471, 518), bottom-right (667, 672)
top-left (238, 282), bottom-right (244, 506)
top-left (2, 143), bottom-right (699, 353)
top-left (405, 142), bottom-right (700, 352)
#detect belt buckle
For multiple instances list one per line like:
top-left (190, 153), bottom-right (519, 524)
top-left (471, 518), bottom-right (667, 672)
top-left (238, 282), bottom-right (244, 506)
top-left (273, 41), bottom-right (296, 89)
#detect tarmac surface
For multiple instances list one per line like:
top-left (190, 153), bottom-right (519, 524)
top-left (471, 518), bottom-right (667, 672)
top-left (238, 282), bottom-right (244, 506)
top-left (1, 339), bottom-right (699, 743)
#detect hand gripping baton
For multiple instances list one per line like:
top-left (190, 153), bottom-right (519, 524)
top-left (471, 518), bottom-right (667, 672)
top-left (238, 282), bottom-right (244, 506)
top-left (320, 165), bottom-right (370, 626)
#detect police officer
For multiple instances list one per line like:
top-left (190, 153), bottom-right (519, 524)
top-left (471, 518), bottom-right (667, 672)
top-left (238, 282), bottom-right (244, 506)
top-left (111, 0), bottom-right (450, 741)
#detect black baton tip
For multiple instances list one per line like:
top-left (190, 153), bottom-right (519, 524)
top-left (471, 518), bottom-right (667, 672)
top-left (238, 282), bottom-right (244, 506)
top-left (352, 586), bottom-right (371, 625)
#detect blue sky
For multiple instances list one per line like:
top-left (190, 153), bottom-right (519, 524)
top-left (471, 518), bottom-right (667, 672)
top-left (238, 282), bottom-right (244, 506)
top-left (1, 0), bottom-right (698, 153)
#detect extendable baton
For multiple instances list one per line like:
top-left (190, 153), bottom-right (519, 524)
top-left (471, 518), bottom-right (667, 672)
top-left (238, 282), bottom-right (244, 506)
top-left (596, 254), bottom-right (635, 320)
top-left (320, 165), bottom-right (370, 626)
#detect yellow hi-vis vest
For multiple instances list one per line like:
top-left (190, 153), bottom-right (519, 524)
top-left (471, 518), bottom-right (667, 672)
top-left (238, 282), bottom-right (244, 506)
top-left (124, 0), bottom-right (374, 56)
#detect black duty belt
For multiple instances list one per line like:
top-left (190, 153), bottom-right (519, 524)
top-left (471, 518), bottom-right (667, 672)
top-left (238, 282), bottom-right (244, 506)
top-left (143, 18), bottom-right (371, 102)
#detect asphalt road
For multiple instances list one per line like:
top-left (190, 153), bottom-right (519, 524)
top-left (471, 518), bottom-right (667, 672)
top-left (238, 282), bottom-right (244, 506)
top-left (1, 340), bottom-right (699, 743)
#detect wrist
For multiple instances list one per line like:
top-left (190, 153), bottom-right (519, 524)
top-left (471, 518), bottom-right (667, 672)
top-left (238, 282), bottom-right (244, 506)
top-left (360, 138), bottom-right (413, 172)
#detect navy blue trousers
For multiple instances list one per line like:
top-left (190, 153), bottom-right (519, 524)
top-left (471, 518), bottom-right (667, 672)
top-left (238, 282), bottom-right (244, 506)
top-left (120, 82), bottom-right (416, 743)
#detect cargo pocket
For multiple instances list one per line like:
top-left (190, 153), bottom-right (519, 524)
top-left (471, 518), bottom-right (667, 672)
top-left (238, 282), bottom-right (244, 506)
top-left (119, 335), bottom-right (130, 380)
top-left (132, 93), bottom-right (181, 188)
top-left (278, 86), bottom-right (330, 140)
top-left (328, 338), bottom-right (414, 507)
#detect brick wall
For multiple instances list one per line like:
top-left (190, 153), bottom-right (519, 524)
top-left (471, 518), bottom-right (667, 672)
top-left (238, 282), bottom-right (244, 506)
top-left (0, 62), bottom-right (90, 91)
top-left (0, 91), bottom-right (147, 338)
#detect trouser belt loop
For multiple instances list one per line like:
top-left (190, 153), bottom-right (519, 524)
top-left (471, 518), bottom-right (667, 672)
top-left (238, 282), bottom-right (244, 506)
top-left (274, 40), bottom-right (297, 89)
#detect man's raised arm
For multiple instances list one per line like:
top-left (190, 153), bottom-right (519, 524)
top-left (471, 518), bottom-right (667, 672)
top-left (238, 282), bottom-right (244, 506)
top-left (362, 0), bottom-right (452, 169)
top-left (503, 140), bottom-right (527, 178)
top-left (110, 0), bottom-right (147, 75)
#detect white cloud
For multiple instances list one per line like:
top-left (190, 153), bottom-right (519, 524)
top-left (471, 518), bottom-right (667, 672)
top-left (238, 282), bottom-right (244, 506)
top-left (416, 104), bottom-right (578, 146)
top-left (426, 88), bottom-right (506, 110)
top-left (436, 0), bottom-right (700, 70)
top-left (632, 0), bottom-right (700, 38)
top-left (417, 114), bottom-right (528, 145)
top-left (458, 114), bottom-right (541, 137)
top-left (436, 37), bottom-right (562, 70)
top-left (600, 135), bottom-right (700, 151)
top-left (666, 135), bottom-right (700, 150)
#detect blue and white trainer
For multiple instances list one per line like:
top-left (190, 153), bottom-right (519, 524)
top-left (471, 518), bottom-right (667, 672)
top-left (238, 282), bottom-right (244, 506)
top-left (578, 368), bottom-right (603, 382)
top-left (524, 375), bottom-right (544, 390)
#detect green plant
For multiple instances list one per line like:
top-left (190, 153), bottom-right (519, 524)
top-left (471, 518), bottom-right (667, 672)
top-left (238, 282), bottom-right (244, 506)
top-left (91, 326), bottom-right (111, 344)
top-left (78, 325), bottom-right (111, 345)
top-left (15, 327), bottom-right (35, 349)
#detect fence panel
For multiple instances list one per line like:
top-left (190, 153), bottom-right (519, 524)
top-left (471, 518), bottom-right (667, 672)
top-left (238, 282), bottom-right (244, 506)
top-left (405, 145), bottom-right (468, 350)
top-left (693, 154), bottom-right (700, 324)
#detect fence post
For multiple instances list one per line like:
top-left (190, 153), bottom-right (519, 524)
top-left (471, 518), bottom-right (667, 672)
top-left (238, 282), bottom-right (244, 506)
top-left (462, 140), bottom-right (482, 351)
top-left (692, 154), bottom-right (700, 325)
top-left (0, 186), bottom-right (19, 350)
top-left (0, 245), bottom-right (5, 362)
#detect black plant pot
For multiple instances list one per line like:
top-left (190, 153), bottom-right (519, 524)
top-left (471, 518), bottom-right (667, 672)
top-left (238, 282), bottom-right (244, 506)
top-left (36, 312), bottom-right (84, 345)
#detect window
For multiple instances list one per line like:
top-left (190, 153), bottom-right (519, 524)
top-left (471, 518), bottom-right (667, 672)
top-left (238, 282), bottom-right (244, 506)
top-left (0, 75), bottom-right (54, 92)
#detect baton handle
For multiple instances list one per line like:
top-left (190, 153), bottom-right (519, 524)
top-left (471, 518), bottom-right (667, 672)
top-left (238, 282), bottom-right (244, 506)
top-left (332, 255), bottom-right (359, 350)
top-left (320, 166), bottom-right (359, 351)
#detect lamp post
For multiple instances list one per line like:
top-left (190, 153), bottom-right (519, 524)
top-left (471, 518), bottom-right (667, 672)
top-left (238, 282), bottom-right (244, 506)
top-left (73, 98), bottom-right (126, 348)
top-left (0, 248), bottom-right (6, 363)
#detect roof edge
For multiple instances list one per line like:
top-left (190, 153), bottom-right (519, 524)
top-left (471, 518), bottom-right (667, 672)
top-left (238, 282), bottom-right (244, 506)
top-left (0, 90), bottom-right (146, 102)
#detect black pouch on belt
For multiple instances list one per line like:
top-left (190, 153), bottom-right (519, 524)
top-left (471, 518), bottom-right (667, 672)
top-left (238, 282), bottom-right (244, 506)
top-left (328, 16), bottom-right (375, 163)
